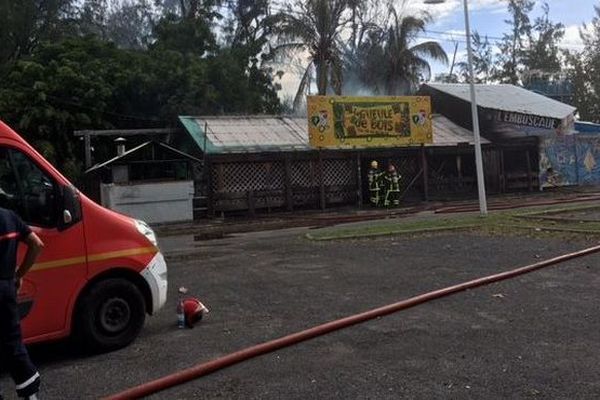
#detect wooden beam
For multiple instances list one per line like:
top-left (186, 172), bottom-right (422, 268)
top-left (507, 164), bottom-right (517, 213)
top-left (206, 157), bottom-right (215, 217)
top-left (525, 149), bottom-right (533, 192)
top-left (356, 152), bottom-right (363, 208)
top-left (247, 190), bottom-right (256, 217)
top-left (420, 145), bottom-right (429, 201)
top-left (500, 148), bottom-right (506, 193)
top-left (284, 156), bottom-right (293, 211)
top-left (74, 128), bottom-right (178, 137)
top-left (318, 150), bottom-right (326, 210)
top-left (84, 133), bottom-right (92, 169)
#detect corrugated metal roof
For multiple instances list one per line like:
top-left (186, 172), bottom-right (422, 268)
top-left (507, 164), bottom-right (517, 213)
top-left (425, 83), bottom-right (576, 119)
top-left (179, 114), bottom-right (487, 154)
top-left (179, 116), bottom-right (310, 154)
top-left (431, 114), bottom-right (490, 146)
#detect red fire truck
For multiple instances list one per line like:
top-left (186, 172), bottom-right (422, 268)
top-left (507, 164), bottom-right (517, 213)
top-left (0, 120), bottom-right (167, 351)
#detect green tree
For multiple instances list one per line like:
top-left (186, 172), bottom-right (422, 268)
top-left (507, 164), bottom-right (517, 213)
top-left (0, 37), bottom-right (125, 180)
top-left (564, 52), bottom-right (592, 119)
top-left (276, 0), bottom-right (350, 99)
top-left (0, 0), bottom-right (282, 178)
top-left (152, 13), bottom-right (217, 56)
top-left (494, 0), bottom-right (534, 84)
top-left (223, 0), bottom-right (282, 112)
top-left (564, 6), bottom-right (600, 122)
top-left (352, 8), bottom-right (447, 95)
top-left (526, 2), bottom-right (564, 72)
top-left (457, 32), bottom-right (494, 83)
top-left (224, 0), bottom-right (274, 50)
top-left (522, 2), bottom-right (564, 86)
top-left (104, 0), bottom-right (157, 49)
top-left (0, 0), bottom-right (74, 64)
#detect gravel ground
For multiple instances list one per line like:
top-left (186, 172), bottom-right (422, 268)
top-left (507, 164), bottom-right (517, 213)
top-left (2, 228), bottom-right (600, 399)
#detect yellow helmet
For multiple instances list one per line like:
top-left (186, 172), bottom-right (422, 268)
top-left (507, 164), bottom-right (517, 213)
top-left (370, 160), bottom-right (378, 169)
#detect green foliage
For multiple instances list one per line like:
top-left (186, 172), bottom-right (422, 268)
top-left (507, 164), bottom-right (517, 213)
top-left (349, 9), bottom-right (448, 95)
top-left (457, 32), bottom-right (494, 84)
top-left (276, 0), bottom-right (351, 97)
top-left (564, 6), bottom-right (600, 122)
top-left (493, 1), bottom-right (564, 87)
top-left (494, 0), bottom-right (535, 84)
top-left (0, 0), bottom-right (282, 178)
top-left (153, 13), bottom-right (217, 56)
top-left (0, 0), bottom-right (73, 64)
top-left (525, 2), bottom-right (564, 75)
top-left (0, 37), bottom-right (127, 181)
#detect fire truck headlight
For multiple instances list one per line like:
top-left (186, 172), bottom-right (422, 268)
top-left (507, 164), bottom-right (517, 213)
top-left (135, 219), bottom-right (158, 247)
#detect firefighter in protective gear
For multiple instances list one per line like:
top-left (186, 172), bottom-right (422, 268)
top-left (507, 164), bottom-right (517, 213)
top-left (183, 297), bottom-right (209, 328)
top-left (367, 160), bottom-right (382, 206)
top-left (382, 164), bottom-right (401, 207)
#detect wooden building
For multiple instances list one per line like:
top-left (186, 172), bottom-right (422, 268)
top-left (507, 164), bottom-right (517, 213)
top-left (419, 83), bottom-right (578, 192)
top-left (177, 115), bottom-right (493, 215)
top-left (81, 86), bottom-right (580, 218)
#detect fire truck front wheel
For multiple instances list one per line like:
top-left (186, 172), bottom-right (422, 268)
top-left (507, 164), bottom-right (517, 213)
top-left (76, 278), bottom-right (146, 352)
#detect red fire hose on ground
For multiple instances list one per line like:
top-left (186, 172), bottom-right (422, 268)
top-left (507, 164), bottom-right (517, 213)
top-left (104, 243), bottom-right (600, 400)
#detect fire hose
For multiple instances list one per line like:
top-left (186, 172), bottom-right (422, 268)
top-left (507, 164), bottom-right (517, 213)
top-left (104, 243), bottom-right (600, 399)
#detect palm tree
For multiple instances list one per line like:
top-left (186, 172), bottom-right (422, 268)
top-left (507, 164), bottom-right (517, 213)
top-left (275, 0), bottom-right (350, 107)
top-left (351, 7), bottom-right (448, 95)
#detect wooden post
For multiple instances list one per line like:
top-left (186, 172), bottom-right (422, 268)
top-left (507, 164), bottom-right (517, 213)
top-left (84, 133), bottom-right (92, 169)
top-left (318, 151), bottom-right (326, 210)
top-left (248, 190), bottom-right (256, 217)
top-left (456, 154), bottom-right (463, 188)
top-left (420, 145), bottom-right (429, 201)
top-left (356, 152), bottom-right (363, 207)
top-left (203, 122), bottom-right (208, 153)
top-left (500, 148), bottom-right (506, 193)
top-left (284, 155), bottom-right (293, 211)
top-left (573, 137), bottom-right (580, 185)
top-left (205, 157), bottom-right (215, 217)
top-left (525, 149), bottom-right (533, 192)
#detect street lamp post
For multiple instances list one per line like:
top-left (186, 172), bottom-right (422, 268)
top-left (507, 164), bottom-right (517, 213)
top-left (424, 0), bottom-right (488, 215)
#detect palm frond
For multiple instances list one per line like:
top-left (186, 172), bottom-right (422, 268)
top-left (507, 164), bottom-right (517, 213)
top-left (409, 41), bottom-right (449, 65)
top-left (293, 62), bottom-right (313, 112)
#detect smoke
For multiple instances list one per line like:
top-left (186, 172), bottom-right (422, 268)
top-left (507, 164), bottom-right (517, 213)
top-left (342, 71), bottom-right (378, 97)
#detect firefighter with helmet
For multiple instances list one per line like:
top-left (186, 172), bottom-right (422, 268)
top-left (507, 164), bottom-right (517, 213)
top-left (383, 163), bottom-right (401, 207)
top-left (367, 160), bottom-right (382, 206)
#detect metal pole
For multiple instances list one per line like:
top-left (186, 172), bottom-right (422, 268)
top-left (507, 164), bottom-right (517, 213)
top-left (463, 0), bottom-right (487, 215)
top-left (84, 133), bottom-right (92, 169)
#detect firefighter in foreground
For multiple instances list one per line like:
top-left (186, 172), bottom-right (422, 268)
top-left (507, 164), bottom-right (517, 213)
top-left (0, 208), bottom-right (43, 400)
top-left (382, 163), bottom-right (401, 207)
top-left (367, 160), bottom-right (382, 206)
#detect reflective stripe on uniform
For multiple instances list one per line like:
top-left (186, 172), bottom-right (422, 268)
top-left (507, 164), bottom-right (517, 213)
top-left (16, 371), bottom-right (39, 390)
top-left (0, 232), bottom-right (19, 242)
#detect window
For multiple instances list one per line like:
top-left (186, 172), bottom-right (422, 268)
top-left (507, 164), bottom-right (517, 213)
top-left (0, 148), bottom-right (59, 227)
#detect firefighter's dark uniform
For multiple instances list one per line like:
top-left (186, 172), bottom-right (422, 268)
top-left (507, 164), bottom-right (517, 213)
top-left (383, 169), bottom-right (401, 207)
top-left (0, 209), bottom-right (40, 399)
top-left (367, 167), bottom-right (382, 206)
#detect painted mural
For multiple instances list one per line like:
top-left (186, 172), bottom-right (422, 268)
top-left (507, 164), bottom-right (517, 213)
top-left (539, 134), bottom-right (600, 189)
top-left (575, 135), bottom-right (600, 185)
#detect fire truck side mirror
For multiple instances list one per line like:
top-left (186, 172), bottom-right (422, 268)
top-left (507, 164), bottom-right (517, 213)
top-left (58, 185), bottom-right (82, 231)
top-left (63, 210), bottom-right (72, 224)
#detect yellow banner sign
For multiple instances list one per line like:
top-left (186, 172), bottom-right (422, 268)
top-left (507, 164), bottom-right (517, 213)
top-left (307, 96), bottom-right (432, 148)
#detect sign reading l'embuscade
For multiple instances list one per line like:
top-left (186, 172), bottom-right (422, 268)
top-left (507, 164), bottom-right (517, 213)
top-left (494, 110), bottom-right (560, 130)
top-left (307, 96), bottom-right (433, 149)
